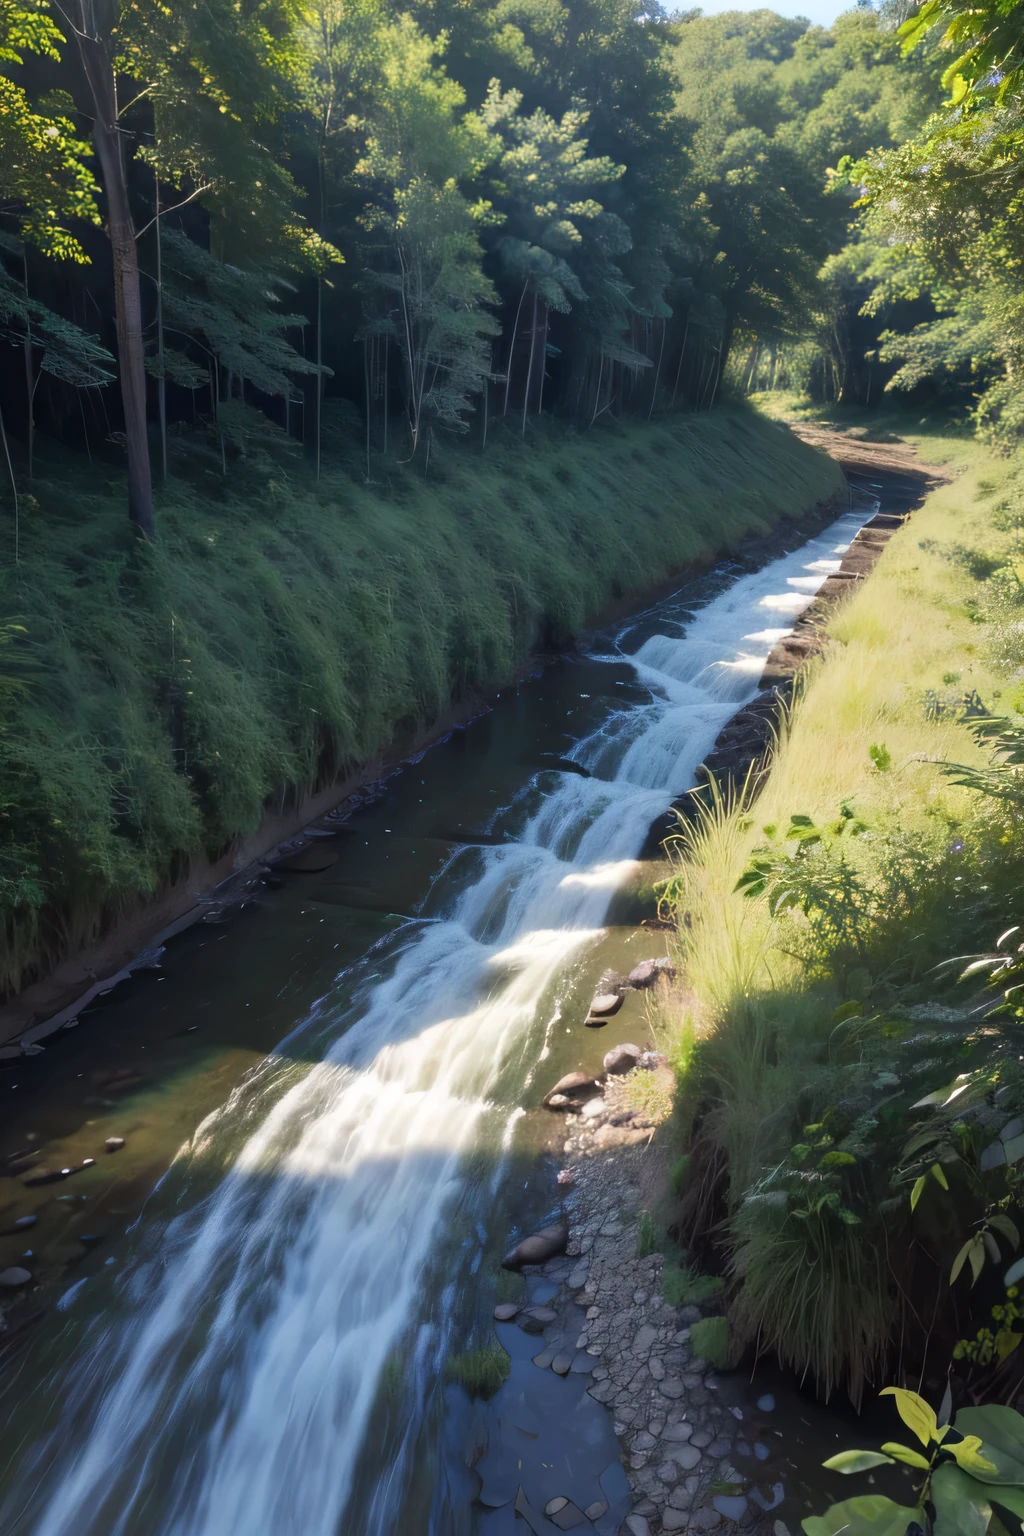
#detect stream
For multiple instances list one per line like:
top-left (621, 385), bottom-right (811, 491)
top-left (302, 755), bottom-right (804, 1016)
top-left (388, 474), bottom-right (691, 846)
top-left (0, 490), bottom-right (884, 1536)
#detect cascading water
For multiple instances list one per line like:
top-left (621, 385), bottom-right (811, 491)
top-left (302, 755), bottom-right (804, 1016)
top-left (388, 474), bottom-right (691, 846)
top-left (2, 501), bottom-right (875, 1536)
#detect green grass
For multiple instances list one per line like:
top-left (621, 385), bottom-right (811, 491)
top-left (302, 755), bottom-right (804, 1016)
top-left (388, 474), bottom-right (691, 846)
top-left (689, 1316), bottom-right (736, 1370)
top-left (658, 435), bottom-right (1024, 1402)
top-left (0, 406), bottom-right (841, 1001)
top-left (660, 1260), bottom-right (723, 1308)
top-left (445, 1344), bottom-right (511, 1398)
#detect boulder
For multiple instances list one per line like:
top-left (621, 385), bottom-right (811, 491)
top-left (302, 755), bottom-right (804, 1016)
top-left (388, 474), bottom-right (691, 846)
top-left (0, 1267), bottom-right (32, 1288)
top-left (588, 992), bottom-right (623, 1018)
top-left (627, 958), bottom-right (676, 989)
top-left (503, 1222), bottom-right (568, 1269)
top-left (603, 1042), bottom-right (642, 1076)
top-left (543, 1072), bottom-right (600, 1107)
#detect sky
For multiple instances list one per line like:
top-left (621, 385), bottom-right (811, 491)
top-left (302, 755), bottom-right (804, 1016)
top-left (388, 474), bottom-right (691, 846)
top-left (679, 0), bottom-right (857, 27)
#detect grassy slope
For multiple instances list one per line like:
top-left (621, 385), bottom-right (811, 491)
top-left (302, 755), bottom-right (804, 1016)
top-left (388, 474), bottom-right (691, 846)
top-left (659, 425), bottom-right (1024, 1398)
top-left (0, 408), bottom-right (842, 1000)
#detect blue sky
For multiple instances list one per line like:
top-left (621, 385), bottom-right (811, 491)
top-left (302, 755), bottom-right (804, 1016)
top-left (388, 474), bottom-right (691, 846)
top-left (680, 0), bottom-right (857, 27)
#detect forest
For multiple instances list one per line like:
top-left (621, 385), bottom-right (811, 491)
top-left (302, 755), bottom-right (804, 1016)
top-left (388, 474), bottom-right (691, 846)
top-left (1, 0), bottom-right (1019, 536)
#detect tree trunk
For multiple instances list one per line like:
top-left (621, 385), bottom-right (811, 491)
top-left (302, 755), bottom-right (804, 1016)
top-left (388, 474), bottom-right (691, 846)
top-left (74, 14), bottom-right (154, 535)
top-left (522, 288), bottom-right (538, 438)
top-left (22, 255), bottom-right (34, 481)
top-left (155, 169), bottom-right (167, 481)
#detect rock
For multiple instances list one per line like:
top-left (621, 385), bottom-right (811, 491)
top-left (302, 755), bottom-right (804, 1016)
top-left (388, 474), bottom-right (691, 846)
top-left (756, 1394), bottom-right (775, 1413)
top-left (655, 1461), bottom-right (680, 1485)
top-left (551, 1502), bottom-right (587, 1530)
top-left (671, 1445), bottom-right (702, 1472)
top-left (583, 1502), bottom-right (607, 1521)
top-left (552, 1353), bottom-right (573, 1376)
top-left (669, 1486), bottom-right (695, 1511)
top-left (105, 1137), bottom-right (125, 1152)
top-left (503, 1222), bottom-right (568, 1269)
top-left (712, 1496), bottom-right (747, 1523)
top-left (690, 1432), bottom-right (712, 1449)
top-left (544, 1073), bottom-right (601, 1107)
top-left (661, 1423), bottom-right (694, 1442)
top-left (493, 1303), bottom-right (520, 1321)
top-left (547, 1095), bottom-right (572, 1109)
top-left (707, 1439), bottom-right (732, 1458)
top-left (658, 1378), bottom-right (685, 1399)
top-left (632, 1323), bottom-right (658, 1355)
top-left (0, 1267), bottom-right (32, 1288)
top-left (627, 958), bottom-right (676, 989)
top-left (625, 1517), bottom-right (650, 1536)
top-left (649, 1358), bottom-right (665, 1381)
top-left (662, 1510), bottom-right (689, 1531)
top-left (545, 1498), bottom-right (569, 1516)
top-left (533, 1347), bottom-right (558, 1369)
top-left (638, 1051), bottom-right (668, 1071)
top-left (518, 1305), bottom-right (557, 1333)
top-left (589, 992), bottom-right (623, 1017)
top-left (603, 1043), bottom-right (642, 1076)
top-left (678, 1306), bottom-right (701, 1326)
top-left (689, 1511), bottom-right (721, 1531)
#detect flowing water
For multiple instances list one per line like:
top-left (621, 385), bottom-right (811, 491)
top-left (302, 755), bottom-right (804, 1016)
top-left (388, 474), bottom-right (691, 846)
top-left (0, 496), bottom-right (880, 1536)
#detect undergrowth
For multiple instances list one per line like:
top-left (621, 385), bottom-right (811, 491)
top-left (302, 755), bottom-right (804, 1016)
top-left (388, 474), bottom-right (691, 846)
top-left (658, 439), bottom-right (1024, 1405)
top-left (0, 407), bottom-right (841, 1001)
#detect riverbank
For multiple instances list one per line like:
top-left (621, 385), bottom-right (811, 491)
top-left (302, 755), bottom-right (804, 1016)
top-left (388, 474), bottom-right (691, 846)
top-left (0, 410), bottom-right (842, 1039)
top-left (654, 423), bottom-right (1024, 1408)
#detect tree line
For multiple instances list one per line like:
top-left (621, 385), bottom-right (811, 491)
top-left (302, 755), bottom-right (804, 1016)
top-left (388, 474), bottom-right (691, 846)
top-left (0, 0), bottom-right (1012, 540)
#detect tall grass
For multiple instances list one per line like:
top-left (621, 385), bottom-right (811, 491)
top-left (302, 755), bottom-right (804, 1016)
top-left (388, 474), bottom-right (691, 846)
top-left (0, 408), bottom-right (842, 1001)
top-left (658, 438), bottom-right (1024, 1401)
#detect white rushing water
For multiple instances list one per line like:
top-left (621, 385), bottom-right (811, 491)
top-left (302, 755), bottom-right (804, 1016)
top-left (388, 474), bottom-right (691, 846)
top-left (11, 506), bottom-right (873, 1536)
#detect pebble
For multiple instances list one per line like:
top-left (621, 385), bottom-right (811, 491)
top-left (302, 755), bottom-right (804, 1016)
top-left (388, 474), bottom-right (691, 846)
top-left (658, 1378), bottom-right (685, 1399)
top-left (757, 1394), bottom-right (775, 1413)
top-left (707, 1439), bottom-right (732, 1457)
top-left (105, 1137), bottom-right (125, 1152)
top-left (661, 1510), bottom-right (689, 1531)
top-left (671, 1445), bottom-right (702, 1472)
top-left (649, 1358), bottom-right (665, 1381)
top-left (661, 1422), bottom-right (693, 1442)
top-left (655, 1462), bottom-right (680, 1485)
top-left (493, 1303), bottom-right (520, 1321)
top-left (584, 1501), bottom-right (607, 1521)
top-left (552, 1353), bottom-right (573, 1376)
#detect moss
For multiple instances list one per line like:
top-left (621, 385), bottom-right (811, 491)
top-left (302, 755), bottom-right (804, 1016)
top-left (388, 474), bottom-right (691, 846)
top-left (660, 1262), bottom-right (724, 1308)
top-left (0, 408), bottom-right (841, 998)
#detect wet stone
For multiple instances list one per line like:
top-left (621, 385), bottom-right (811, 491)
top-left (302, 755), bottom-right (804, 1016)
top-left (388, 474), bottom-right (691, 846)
top-left (625, 1517), bottom-right (650, 1536)
top-left (545, 1498), bottom-right (568, 1516)
top-left (0, 1267), bottom-right (32, 1288)
top-left (671, 1445), bottom-right (702, 1472)
top-left (552, 1353), bottom-right (573, 1376)
top-left (658, 1378), bottom-right (685, 1399)
top-left (689, 1510), bottom-right (722, 1531)
top-left (494, 1303), bottom-right (520, 1321)
top-left (584, 1503), bottom-right (607, 1522)
top-left (707, 1439), bottom-right (732, 1458)
top-left (713, 1495), bottom-right (748, 1523)
top-left (661, 1510), bottom-right (689, 1532)
top-left (552, 1502), bottom-right (587, 1530)
top-left (655, 1461), bottom-right (680, 1485)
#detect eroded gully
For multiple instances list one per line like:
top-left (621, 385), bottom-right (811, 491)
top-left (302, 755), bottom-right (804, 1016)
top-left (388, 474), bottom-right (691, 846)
top-left (0, 491), bottom-right (880, 1536)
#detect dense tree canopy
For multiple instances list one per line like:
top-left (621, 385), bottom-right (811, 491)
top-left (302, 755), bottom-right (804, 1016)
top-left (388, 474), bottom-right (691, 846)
top-left (0, 0), bottom-right (1016, 531)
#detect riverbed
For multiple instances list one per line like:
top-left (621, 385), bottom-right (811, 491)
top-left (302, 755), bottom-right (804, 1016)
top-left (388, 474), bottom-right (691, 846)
top-left (0, 491), bottom-right (884, 1536)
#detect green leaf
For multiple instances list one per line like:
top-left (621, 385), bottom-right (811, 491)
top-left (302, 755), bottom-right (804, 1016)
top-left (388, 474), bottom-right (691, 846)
top-left (931, 1162), bottom-right (949, 1191)
top-left (932, 1463), bottom-right (992, 1536)
top-left (1004, 1258), bottom-right (1024, 1288)
top-left (949, 1436), bottom-right (998, 1477)
top-left (956, 1406), bottom-right (1024, 1485)
top-left (880, 1441), bottom-right (931, 1471)
top-left (911, 1175), bottom-right (927, 1212)
top-left (881, 1387), bottom-right (938, 1448)
top-left (823, 1450), bottom-right (895, 1474)
top-left (802, 1496), bottom-right (927, 1536)
top-left (989, 1215), bottom-right (1019, 1248)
